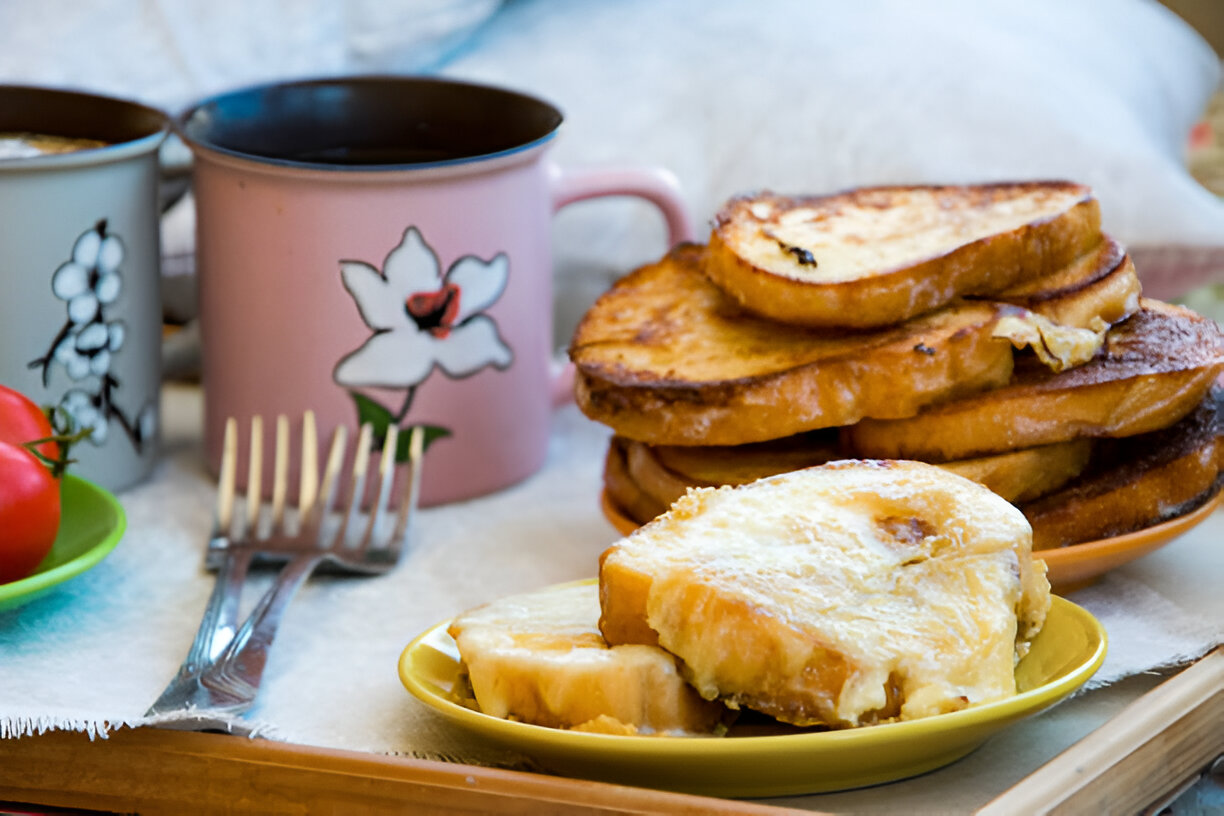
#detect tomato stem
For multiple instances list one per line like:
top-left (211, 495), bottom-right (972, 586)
top-left (23, 406), bottom-right (95, 478)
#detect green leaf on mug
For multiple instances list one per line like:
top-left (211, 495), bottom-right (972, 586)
top-left (396, 424), bottom-right (451, 462)
top-left (349, 390), bottom-right (394, 431)
top-left (347, 390), bottom-right (451, 462)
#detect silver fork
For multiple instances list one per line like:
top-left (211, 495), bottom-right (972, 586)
top-left (146, 412), bottom-right (424, 727)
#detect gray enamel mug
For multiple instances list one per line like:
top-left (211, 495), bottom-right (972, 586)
top-left (0, 86), bottom-right (168, 492)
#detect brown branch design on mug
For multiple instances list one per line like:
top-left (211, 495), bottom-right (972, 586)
top-left (27, 220), bottom-right (155, 450)
top-left (335, 227), bottom-right (513, 459)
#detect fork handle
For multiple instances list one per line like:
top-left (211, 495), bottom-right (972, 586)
top-left (145, 546), bottom-right (254, 716)
top-left (200, 551), bottom-right (325, 706)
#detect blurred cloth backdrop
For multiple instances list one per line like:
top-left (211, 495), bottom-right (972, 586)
top-left (1, 0), bottom-right (1221, 346)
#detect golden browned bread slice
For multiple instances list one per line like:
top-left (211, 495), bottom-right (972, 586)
top-left (620, 434), bottom-right (1090, 514)
top-left (447, 582), bottom-right (727, 734)
top-left (603, 436), bottom-right (667, 524)
top-left (1022, 390), bottom-right (1223, 549)
top-left (598, 461), bottom-right (1051, 728)
top-left (940, 440), bottom-right (1093, 504)
top-left (571, 244), bottom-right (1015, 446)
top-left (651, 429), bottom-right (842, 487)
top-left (845, 300), bottom-right (1224, 461)
top-left (705, 182), bottom-right (1100, 328)
top-left (622, 438), bottom-right (711, 511)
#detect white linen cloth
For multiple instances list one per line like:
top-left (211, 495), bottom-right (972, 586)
top-left (1, 385), bottom-right (1220, 756)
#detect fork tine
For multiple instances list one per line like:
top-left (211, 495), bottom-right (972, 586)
top-left (270, 414), bottom-right (290, 532)
top-left (244, 415), bottom-right (264, 538)
top-left (305, 424), bottom-right (349, 537)
top-left (332, 423), bottom-right (374, 548)
top-left (297, 411), bottom-right (319, 522)
top-left (357, 424), bottom-right (399, 550)
top-left (215, 417), bottom-right (239, 537)
top-left (152, 417), bottom-right (425, 722)
top-left (390, 424), bottom-right (426, 546)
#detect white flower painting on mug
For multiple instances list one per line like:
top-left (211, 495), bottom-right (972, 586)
top-left (28, 220), bottom-right (155, 450)
top-left (335, 227), bottom-right (513, 456)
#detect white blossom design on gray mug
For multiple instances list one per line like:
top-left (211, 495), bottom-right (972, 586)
top-left (28, 220), bottom-right (155, 450)
top-left (335, 227), bottom-right (512, 456)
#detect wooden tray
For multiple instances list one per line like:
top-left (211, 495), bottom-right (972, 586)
top-left (0, 649), bottom-right (1218, 814)
top-left (0, 727), bottom-right (809, 815)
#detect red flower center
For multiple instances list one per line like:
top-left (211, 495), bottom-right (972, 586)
top-left (405, 283), bottom-right (461, 339)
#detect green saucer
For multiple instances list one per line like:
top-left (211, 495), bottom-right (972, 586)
top-left (0, 474), bottom-right (126, 612)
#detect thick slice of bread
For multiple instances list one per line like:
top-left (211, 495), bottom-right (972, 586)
top-left (988, 236), bottom-right (1142, 371)
top-left (621, 434), bottom-right (1090, 514)
top-left (846, 300), bottom-right (1224, 461)
top-left (571, 244), bottom-right (1014, 446)
top-left (705, 182), bottom-right (1100, 328)
top-left (447, 582), bottom-right (727, 734)
top-left (1022, 390), bottom-right (1223, 549)
top-left (940, 440), bottom-right (1093, 504)
top-left (598, 461), bottom-right (1051, 728)
top-left (604, 436), bottom-right (667, 524)
top-left (651, 430), bottom-right (842, 487)
top-left (989, 236), bottom-right (1139, 328)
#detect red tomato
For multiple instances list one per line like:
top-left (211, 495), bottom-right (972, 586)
top-left (0, 442), bottom-right (60, 583)
top-left (0, 384), bottom-right (57, 460)
top-left (0, 385), bottom-right (62, 583)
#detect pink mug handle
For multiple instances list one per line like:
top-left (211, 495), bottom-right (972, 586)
top-left (547, 164), bottom-right (695, 406)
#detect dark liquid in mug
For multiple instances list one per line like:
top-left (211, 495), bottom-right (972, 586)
top-left (182, 78), bottom-right (563, 169)
top-left (287, 145), bottom-right (475, 166)
top-left (0, 131), bottom-right (108, 160)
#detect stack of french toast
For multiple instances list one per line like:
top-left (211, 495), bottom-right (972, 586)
top-left (573, 182), bottom-right (1224, 550)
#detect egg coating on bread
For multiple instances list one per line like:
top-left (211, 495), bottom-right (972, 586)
top-left (598, 460), bottom-right (1050, 728)
top-left (448, 582), bottom-right (727, 734)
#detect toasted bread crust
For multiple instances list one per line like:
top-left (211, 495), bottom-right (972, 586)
top-left (624, 439), bottom-right (709, 508)
top-left (706, 182), bottom-right (1101, 328)
top-left (619, 434), bottom-right (1090, 515)
top-left (598, 544), bottom-right (661, 648)
top-left (652, 430), bottom-right (841, 486)
top-left (941, 440), bottom-right (1093, 504)
top-left (603, 436), bottom-right (668, 524)
top-left (571, 245), bottom-right (1014, 445)
top-left (1023, 391), bottom-right (1224, 549)
top-left (846, 300), bottom-right (1224, 460)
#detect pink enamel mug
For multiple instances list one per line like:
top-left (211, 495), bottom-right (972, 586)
top-left (178, 76), bottom-right (692, 505)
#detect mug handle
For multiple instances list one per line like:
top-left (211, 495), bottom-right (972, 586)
top-left (548, 164), bottom-right (696, 406)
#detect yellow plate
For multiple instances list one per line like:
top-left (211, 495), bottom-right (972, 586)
top-left (398, 586), bottom-right (1106, 798)
top-left (601, 489), bottom-right (1221, 594)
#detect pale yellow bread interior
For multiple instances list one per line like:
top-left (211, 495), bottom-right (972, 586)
top-left (706, 182), bottom-right (1100, 328)
top-left (846, 299), bottom-right (1224, 461)
top-left (447, 582), bottom-right (727, 734)
top-left (598, 460), bottom-right (1051, 729)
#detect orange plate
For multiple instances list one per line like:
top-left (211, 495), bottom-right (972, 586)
top-left (1035, 491), bottom-right (1222, 591)
top-left (599, 489), bottom-right (1222, 594)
